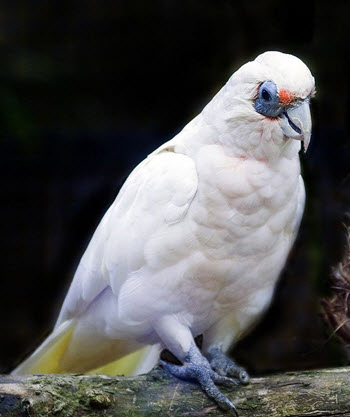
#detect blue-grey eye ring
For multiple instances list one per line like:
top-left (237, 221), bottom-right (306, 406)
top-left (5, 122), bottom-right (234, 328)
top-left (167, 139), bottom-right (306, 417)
top-left (254, 80), bottom-right (281, 118)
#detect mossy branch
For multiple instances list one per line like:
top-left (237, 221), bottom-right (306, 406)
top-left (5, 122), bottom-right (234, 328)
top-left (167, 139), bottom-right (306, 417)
top-left (1, 366), bottom-right (349, 416)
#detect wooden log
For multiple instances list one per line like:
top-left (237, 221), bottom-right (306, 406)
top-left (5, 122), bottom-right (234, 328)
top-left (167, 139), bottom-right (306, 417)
top-left (0, 366), bottom-right (349, 416)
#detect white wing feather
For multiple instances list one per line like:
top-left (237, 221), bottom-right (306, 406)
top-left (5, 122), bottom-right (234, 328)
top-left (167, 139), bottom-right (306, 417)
top-left (55, 144), bottom-right (198, 328)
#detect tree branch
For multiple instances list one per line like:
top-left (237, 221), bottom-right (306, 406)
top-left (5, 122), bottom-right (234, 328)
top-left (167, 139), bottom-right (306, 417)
top-left (1, 366), bottom-right (349, 416)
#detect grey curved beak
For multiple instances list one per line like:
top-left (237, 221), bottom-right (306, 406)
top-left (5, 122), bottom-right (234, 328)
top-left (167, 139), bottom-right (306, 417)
top-left (281, 100), bottom-right (312, 151)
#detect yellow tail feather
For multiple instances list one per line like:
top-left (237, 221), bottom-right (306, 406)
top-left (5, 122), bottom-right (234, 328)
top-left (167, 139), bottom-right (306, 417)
top-left (87, 347), bottom-right (148, 375)
top-left (12, 320), bottom-right (74, 374)
top-left (26, 326), bottom-right (74, 374)
top-left (12, 320), bottom-right (159, 377)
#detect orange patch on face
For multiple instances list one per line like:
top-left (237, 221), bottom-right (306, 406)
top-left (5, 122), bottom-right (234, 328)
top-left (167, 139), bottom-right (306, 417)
top-left (279, 89), bottom-right (293, 105)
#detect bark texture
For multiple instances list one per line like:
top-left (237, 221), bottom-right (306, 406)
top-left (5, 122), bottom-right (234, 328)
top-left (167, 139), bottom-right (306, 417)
top-left (0, 366), bottom-right (349, 417)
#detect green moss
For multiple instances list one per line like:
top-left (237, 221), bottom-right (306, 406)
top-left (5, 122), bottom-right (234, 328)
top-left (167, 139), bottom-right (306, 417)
top-left (2, 367), bottom-right (350, 416)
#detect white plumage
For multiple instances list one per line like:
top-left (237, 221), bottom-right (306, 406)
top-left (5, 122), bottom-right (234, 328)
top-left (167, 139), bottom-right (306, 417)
top-left (13, 51), bottom-right (315, 394)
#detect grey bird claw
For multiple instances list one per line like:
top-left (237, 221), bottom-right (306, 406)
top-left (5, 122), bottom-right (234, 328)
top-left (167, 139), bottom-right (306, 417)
top-left (238, 369), bottom-right (250, 385)
top-left (208, 347), bottom-right (250, 385)
top-left (160, 355), bottom-right (239, 416)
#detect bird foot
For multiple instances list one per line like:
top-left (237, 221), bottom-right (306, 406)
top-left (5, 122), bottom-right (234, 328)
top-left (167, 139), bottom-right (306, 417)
top-left (207, 347), bottom-right (250, 385)
top-left (161, 343), bottom-right (239, 416)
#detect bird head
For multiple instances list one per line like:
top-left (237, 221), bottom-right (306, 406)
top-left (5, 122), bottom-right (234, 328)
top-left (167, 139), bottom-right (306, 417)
top-left (202, 51), bottom-right (315, 160)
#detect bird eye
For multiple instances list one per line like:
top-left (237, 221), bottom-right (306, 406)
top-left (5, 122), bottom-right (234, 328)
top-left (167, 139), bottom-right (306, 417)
top-left (254, 80), bottom-right (281, 118)
top-left (261, 88), bottom-right (271, 102)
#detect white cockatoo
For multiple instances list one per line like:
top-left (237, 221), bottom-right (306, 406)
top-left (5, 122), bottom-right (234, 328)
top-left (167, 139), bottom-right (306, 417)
top-left (13, 51), bottom-right (315, 414)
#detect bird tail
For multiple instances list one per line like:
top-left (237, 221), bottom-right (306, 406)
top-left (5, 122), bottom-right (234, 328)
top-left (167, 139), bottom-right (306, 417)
top-left (11, 319), bottom-right (75, 374)
top-left (11, 319), bottom-right (161, 376)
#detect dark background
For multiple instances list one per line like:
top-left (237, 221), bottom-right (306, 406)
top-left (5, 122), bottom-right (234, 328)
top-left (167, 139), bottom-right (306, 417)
top-left (1, 0), bottom-right (350, 374)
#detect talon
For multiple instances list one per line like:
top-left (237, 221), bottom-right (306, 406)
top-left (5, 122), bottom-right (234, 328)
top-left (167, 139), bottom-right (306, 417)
top-left (239, 370), bottom-right (250, 385)
top-left (212, 373), bottom-right (239, 388)
top-left (208, 347), bottom-right (250, 387)
top-left (219, 398), bottom-right (238, 416)
top-left (161, 342), bottom-right (239, 414)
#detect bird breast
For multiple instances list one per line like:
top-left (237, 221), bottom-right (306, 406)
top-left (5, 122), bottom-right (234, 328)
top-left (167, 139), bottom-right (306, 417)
top-left (191, 144), bottom-right (300, 258)
top-left (114, 143), bottom-right (303, 335)
top-left (184, 143), bottom-right (302, 318)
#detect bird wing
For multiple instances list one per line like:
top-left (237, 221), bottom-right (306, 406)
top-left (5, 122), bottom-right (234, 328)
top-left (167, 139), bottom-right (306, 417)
top-left (55, 143), bottom-right (198, 328)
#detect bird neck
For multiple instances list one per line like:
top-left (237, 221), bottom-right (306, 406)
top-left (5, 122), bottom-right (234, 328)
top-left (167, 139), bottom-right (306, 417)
top-left (175, 112), bottom-right (302, 166)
